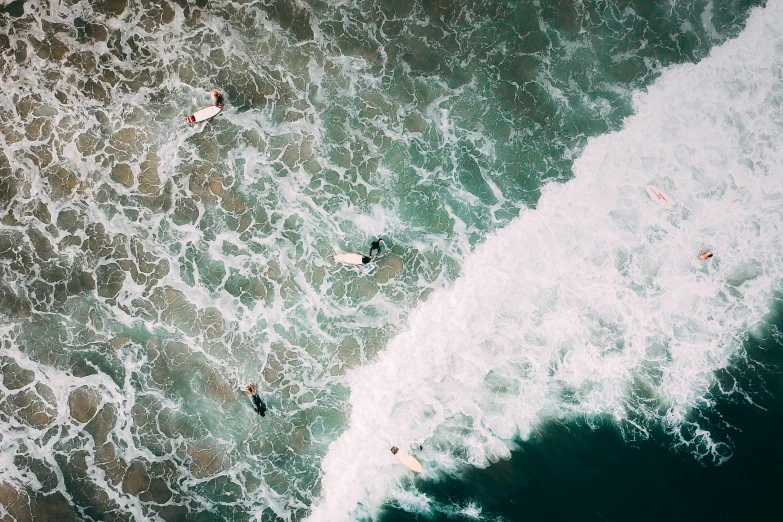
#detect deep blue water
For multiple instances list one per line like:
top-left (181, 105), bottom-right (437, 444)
top-left (379, 300), bottom-right (783, 522)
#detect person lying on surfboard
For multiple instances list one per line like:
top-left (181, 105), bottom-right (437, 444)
top-left (245, 384), bottom-right (266, 416)
top-left (391, 446), bottom-right (423, 473)
top-left (211, 90), bottom-right (224, 108)
top-left (361, 237), bottom-right (384, 264)
top-left (186, 91), bottom-right (223, 123)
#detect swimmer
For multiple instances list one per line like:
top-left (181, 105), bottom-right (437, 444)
top-left (362, 237), bottom-right (384, 265)
top-left (699, 250), bottom-right (714, 260)
top-left (211, 90), bottom-right (224, 108)
top-left (245, 384), bottom-right (266, 416)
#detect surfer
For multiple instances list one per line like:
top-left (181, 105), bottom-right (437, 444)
top-left (211, 90), bottom-right (224, 108)
top-left (245, 384), bottom-right (266, 416)
top-left (361, 237), bottom-right (384, 264)
top-left (391, 446), bottom-right (423, 473)
top-left (187, 92), bottom-right (223, 123)
top-left (699, 250), bottom-right (714, 260)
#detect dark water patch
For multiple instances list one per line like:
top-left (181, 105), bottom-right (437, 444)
top-left (379, 0), bottom-right (416, 19)
top-left (82, 77), bottom-right (109, 103)
top-left (0, 285), bottom-right (32, 317)
top-left (379, 401), bottom-right (783, 521)
top-left (68, 386), bottom-right (102, 424)
top-left (538, 0), bottom-right (583, 34)
top-left (84, 404), bottom-right (117, 447)
top-left (0, 155), bottom-right (17, 206)
top-left (74, 17), bottom-right (109, 42)
top-left (28, 35), bottom-right (68, 61)
top-left (0, 0), bottom-right (25, 18)
top-left (136, 0), bottom-right (177, 32)
top-left (14, 491), bottom-right (77, 522)
top-left (261, 0), bottom-right (314, 42)
top-left (13, 39), bottom-right (26, 63)
top-left (713, 0), bottom-right (769, 33)
top-left (498, 0), bottom-right (761, 142)
top-left (13, 453), bottom-right (60, 493)
top-left (0, 385), bottom-right (56, 428)
top-left (92, 0), bottom-right (127, 18)
top-left (56, 449), bottom-right (121, 520)
top-left (378, 297), bottom-right (783, 522)
top-left (0, 355), bottom-right (35, 389)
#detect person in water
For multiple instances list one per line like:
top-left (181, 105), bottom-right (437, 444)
top-left (245, 384), bottom-right (266, 416)
top-left (362, 237), bottom-right (384, 264)
top-left (186, 91), bottom-right (224, 122)
top-left (699, 249), bottom-right (714, 260)
top-left (211, 90), bottom-right (224, 108)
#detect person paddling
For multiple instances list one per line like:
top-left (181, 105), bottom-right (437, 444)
top-left (245, 384), bottom-right (266, 416)
top-left (211, 90), bottom-right (224, 108)
top-left (187, 90), bottom-right (224, 123)
top-left (362, 237), bottom-right (384, 265)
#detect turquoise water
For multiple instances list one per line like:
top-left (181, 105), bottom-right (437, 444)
top-left (0, 0), bottom-right (780, 520)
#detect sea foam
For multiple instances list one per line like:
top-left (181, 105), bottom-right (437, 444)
top-left (308, 3), bottom-right (783, 519)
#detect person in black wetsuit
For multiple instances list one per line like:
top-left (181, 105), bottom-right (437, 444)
top-left (245, 384), bottom-right (266, 416)
top-left (211, 90), bottom-right (224, 108)
top-left (361, 237), bottom-right (384, 264)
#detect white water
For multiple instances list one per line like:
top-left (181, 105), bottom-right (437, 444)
top-left (309, 3), bottom-right (783, 520)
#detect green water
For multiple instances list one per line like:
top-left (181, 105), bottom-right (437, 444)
top-left (0, 0), bottom-right (766, 520)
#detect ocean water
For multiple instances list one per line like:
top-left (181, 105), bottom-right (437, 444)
top-left (0, 0), bottom-right (780, 521)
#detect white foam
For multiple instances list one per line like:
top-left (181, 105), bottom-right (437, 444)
top-left (308, 3), bottom-right (783, 519)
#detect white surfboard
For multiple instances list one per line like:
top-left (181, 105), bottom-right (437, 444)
top-left (334, 253), bottom-right (365, 265)
top-left (645, 184), bottom-right (676, 210)
top-left (187, 105), bottom-right (221, 123)
top-left (393, 452), bottom-right (423, 473)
